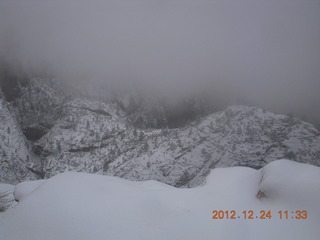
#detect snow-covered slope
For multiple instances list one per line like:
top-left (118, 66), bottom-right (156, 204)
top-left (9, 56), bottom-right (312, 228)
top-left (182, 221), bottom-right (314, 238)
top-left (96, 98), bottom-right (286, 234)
top-left (28, 98), bottom-right (127, 177)
top-left (35, 103), bottom-right (320, 187)
top-left (0, 160), bottom-right (319, 240)
top-left (0, 91), bottom-right (36, 183)
top-left (1, 79), bottom-right (319, 186)
top-left (12, 78), bottom-right (66, 141)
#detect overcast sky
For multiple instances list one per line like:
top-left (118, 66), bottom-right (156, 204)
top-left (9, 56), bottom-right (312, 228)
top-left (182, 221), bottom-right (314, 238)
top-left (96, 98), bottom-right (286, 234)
top-left (0, 0), bottom-right (319, 122)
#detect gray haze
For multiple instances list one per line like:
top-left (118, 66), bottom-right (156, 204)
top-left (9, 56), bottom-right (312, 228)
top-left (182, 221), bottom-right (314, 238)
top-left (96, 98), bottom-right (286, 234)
top-left (0, 0), bottom-right (319, 123)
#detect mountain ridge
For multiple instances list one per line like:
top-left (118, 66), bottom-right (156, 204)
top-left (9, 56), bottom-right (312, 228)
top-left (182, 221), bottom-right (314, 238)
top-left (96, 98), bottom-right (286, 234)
top-left (0, 79), bottom-right (319, 186)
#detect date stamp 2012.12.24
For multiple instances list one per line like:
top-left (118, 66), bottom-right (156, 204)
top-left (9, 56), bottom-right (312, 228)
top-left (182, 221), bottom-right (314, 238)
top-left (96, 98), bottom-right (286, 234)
top-left (212, 210), bottom-right (308, 220)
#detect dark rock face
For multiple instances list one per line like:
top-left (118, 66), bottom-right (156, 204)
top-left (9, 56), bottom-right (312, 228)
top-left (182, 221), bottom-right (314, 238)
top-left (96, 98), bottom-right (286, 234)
top-left (23, 127), bottom-right (48, 141)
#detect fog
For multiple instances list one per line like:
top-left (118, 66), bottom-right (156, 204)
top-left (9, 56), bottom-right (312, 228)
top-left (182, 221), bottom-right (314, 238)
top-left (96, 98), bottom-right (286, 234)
top-left (0, 0), bottom-right (319, 123)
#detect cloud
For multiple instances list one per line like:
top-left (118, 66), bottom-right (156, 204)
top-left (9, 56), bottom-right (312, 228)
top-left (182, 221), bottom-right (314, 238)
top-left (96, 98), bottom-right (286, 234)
top-left (0, 0), bottom-right (319, 123)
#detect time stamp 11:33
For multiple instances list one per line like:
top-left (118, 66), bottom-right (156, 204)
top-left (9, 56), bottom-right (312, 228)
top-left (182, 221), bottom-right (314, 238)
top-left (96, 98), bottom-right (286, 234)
top-left (212, 210), bottom-right (308, 220)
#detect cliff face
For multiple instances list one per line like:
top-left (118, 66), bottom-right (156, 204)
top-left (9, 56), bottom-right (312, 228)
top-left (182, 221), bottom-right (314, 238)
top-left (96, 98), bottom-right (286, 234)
top-left (33, 102), bottom-right (320, 187)
top-left (0, 91), bottom-right (36, 183)
top-left (11, 79), bottom-right (66, 141)
top-left (1, 79), bottom-right (319, 186)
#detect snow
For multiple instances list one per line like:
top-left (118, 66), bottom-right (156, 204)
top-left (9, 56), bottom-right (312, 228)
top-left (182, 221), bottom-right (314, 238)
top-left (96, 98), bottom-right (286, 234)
top-left (0, 160), bottom-right (319, 240)
top-left (259, 160), bottom-right (320, 211)
top-left (14, 180), bottom-right (46, 202)
top-left (0, 183), bottom-right (15, 212)
top-left (0, 183), bottom-right (14, 193)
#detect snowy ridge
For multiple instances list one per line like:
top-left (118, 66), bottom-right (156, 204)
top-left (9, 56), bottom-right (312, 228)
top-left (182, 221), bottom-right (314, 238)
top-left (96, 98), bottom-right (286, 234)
top-left (33, 101), bottom-right (320, 187)
top-left (1, 79), bottom-right (320, 186)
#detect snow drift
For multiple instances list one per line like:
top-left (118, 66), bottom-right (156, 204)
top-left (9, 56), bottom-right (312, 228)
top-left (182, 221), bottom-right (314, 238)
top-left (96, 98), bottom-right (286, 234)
top-left (0, 160), bottom-right (319, 240)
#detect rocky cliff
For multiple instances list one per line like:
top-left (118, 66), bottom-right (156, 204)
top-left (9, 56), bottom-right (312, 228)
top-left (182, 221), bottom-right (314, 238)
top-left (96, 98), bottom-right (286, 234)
top-left (1, 79), bottom-right (319, 187)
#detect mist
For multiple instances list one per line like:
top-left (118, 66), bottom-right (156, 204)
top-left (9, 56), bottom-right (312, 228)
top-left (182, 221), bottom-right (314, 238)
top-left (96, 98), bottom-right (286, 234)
top-left (0, 0), bottom-right (319, 123)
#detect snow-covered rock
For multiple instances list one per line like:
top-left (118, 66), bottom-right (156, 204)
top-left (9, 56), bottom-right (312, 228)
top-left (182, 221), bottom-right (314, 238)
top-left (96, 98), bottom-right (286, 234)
top-left (27, 97), bottom-right (127, 178)
top-left (0, 160), bottom-right (319, 240)
top-left (35, 104), bottom-right (320, 187)
top-left (1, 78), bottom-right (319, 187)
top-left (12, 78), bottom-right (66, 141)
top-left (0, 91), bottom-right (36, 183)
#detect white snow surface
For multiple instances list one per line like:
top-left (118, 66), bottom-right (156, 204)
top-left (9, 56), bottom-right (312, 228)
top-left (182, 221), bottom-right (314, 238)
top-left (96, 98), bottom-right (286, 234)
top-left (0, 160), bottom-right (319, 240)
top-left (14, 180), bottom-right (46, 202)
top-left (260, 160), bottom-right (320, 206)
top-left (0, 183), bottom-right (14, 193)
